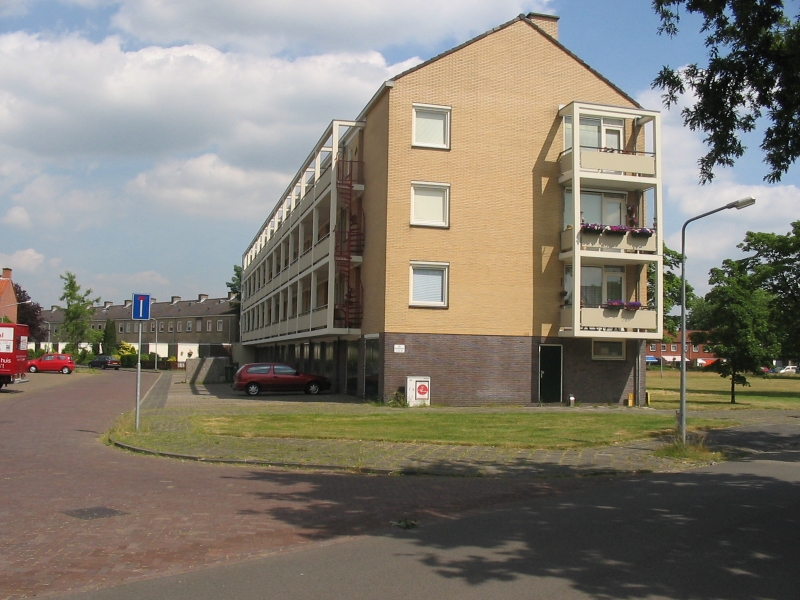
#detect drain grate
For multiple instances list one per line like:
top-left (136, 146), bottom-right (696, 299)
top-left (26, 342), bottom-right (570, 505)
top-left (62, 506), bottom-right (128, 520)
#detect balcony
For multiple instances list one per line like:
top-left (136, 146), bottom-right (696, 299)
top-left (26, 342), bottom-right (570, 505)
top-left (561, 227), bottom-right (657, 254)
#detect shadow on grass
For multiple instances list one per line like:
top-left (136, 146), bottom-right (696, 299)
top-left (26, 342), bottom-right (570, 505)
top-left (218, 428), bottom-right (800, 599)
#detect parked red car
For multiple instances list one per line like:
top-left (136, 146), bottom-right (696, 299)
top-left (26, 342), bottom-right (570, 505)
top-left (233, 363), bottom-right (331, 396)
top-left (28, 353), bottom-right (75, 374)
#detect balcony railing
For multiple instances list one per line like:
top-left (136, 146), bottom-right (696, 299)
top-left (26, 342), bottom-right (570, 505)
top-left (560, 146), bottom-right (656, 178)
top-left (561, 306), bottom-right (658, 332)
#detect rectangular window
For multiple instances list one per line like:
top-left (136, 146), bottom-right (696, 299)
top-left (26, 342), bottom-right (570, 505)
top-left (578, 265), bottom-right (626, 306)
top-left (150, 322), bottom-right (155, 332)
top-left (196, 320), bottom-right (202, 333)
top-left (217, 320), bottom-right (223, 332)
top-left (119, 324), bottom-right (124, 333)
top-left (649, 344), bottom-right (656, 352)
top-left (412, 104), bottom-right (450, 149)
top-left (125, 323), bottom-right (130, 333)
top-left (177, 321), bottom-right (182, 333)
top-left (159, 322), bottom-right (164, 332)
top-left (564, 189), bottom-right (626, 228)
top-left (661, 344), bottom-right (667, 351)
top-left (410, 262), bottom-right (449, 307)
top-left (703, 345), bottom-right (709, 353)
top-left (186, 320), bottom-right (192, 332)
top-left (592, 339), bottom-right (625, 360)
top-left (207, 320), bottom-right (212, 332)
top-left (564, 116), bottom-right (624, 151)
top-left (671, 344), bottom-right (677, 352)
top-left (168, 322), bottom-right (174, 333)
top-left (134, 323), bottom-right (139, 333)
top-left (692, 344), bottom-right (699, 353)
top-left (411, 182), bottom-right (449, 227)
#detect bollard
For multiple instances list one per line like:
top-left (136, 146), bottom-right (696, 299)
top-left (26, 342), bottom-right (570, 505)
top-left (568, 394), bottom-right (576, 407)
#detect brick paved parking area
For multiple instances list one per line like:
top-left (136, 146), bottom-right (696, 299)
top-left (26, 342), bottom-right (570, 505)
top-left (0, 372), bottom-right (561, 599)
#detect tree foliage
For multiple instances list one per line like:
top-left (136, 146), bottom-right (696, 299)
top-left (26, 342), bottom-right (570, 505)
top-left (59, 272), bottom-right (101, 351)
top-left (101, 319), bottom-right (117, 356)
top-left (649, 244), bottom-right (696, 336)
top-left (226, 264), bottom-right (242, 312)
top-left (652, 0), bottom-right (800, 183)
top-left (738, 220), bottom-right (800, 358)
top-left (12, 282), bottom-right (46, 341)
top-left (690, 260), bottom-right (779, 402)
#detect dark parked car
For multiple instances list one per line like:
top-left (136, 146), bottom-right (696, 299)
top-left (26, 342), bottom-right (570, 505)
top-left (27, 353), bottom-right (74, 374)
top-left (233, 363), bottom-right (331, 396)
top-left (88, 355), bottom-right (121, 370)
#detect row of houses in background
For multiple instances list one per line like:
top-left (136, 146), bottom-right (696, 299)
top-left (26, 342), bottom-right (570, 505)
top-left (646, 332), bottom-right (719, 368)
top-left (39, 294), bottom-right (239, 360)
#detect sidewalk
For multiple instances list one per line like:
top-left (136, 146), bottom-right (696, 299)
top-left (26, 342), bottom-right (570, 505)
top-left (127, 372), bottom-right (800, 478)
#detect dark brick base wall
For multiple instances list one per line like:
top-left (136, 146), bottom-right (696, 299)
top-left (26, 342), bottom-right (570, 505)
top-left (532, 338), bottom-right (645, 405)
top-left (382, 333), bottom-right (533, 406)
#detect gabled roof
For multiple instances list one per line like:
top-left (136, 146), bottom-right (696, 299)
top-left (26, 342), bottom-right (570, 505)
top-left (42, 296), bottom-right (238, 324)
top-left (389, 13), bottom-right (641, 108)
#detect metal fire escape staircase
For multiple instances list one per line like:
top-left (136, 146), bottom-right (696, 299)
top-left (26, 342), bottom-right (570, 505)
top-left (334, 157), bottom-right (364, 329)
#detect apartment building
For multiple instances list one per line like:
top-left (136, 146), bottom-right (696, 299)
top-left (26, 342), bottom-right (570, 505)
top-left (40, 293), bottom-right (239, 360)
top-left (238, 13), bottom-right (663, 405)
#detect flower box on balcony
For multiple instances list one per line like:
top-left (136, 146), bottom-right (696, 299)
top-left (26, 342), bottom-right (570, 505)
top-left (604, 225), bottom-right (628, 236)
top-left (605, 300), bottom-right (625, 309)
top-left (581, 223), bottom-right (605, 234)
top-left (624, 301), bottom-right (642, 310)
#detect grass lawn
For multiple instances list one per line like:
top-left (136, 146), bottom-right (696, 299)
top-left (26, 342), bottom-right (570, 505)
top-left (110, 407), bottom-right (725, 453)
top-left (647, 369), bottom-right (800, 410)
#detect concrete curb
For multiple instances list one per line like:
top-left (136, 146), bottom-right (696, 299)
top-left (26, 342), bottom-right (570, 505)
top-left (108, 437), bottom-right (424, 476)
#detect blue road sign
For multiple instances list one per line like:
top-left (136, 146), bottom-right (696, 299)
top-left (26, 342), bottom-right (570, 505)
top-left (132, 293), bottom-right (151, 320)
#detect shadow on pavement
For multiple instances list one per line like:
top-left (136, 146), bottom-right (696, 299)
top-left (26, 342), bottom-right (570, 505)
top-left (221, 427), bottom-right (800, 599)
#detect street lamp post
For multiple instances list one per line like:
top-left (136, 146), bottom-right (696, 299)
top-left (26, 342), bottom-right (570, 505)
top-left (679, 196), bottom-right (756, 444)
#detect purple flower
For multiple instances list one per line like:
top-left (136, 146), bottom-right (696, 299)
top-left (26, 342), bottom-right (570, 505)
top-left (581, 223), bottom-right (605, 234)
top-left (625, 301), bottom-right (642, 310)
top-left (606, 300), bottom-right (625, 308)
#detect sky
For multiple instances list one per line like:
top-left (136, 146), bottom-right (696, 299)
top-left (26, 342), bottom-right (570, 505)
top-left (0, 0), bottom-right (798, 309)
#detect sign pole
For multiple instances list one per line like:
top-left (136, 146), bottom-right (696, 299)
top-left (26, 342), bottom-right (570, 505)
top-left (131, 293), bottom-right (151, 432)
top-left (136, 324), bottom-right (142, 431)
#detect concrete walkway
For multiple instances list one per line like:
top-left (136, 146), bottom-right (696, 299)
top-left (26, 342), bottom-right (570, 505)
top-left (128, 373), bottom-right (800, 478)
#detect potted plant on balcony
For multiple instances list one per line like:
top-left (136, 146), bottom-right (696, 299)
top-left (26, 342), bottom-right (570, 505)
top-left (580, 223), bottom-right (605, 234)
top-left (624, 301), bottom-right (642, 310)
top-left (630, 227), bottom-right (655, 238)
top-left (605, 300), bottom-right (625, 310)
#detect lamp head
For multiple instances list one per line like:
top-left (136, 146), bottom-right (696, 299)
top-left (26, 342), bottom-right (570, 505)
top-left (727, 196), bottom-right (756, 210)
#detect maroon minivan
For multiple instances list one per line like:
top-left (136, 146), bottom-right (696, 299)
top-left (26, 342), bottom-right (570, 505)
top-left (233, 363), bottom-right (331, 396)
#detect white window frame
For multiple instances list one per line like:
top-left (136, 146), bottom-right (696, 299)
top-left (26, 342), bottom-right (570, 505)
top-left (592, 339), bottom-right (626, 361)
top-left (177, 321), bottom-right (182, 333)
top-left (412, 103), bottom-right (451, 149)
top-left (649, 344), bottom-right (656, 352)
top-left (410, 181), bottom-right (450, 228)
top-left (168, 321), bottom-right (174, 333)
top-left (186, 320), bottom-right (192, 333)
top-left (409, 261), bottom-right (449, 308)
top-left (217, 319), bottom-right (223, 332)
top-left (125, 323), bottom-right (130, 333)
top-left (207, 320), bottom-right (212, 332)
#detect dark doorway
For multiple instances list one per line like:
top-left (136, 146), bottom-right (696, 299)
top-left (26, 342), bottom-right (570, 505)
top-left (539, 345), bottom-right (562, 403)
top-left (364, 338), bottom-right (380, 399)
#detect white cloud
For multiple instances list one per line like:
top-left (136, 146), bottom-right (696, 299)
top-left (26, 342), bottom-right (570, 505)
top-left (0, 248), bottom-right (45, 272)
top-left (127, 153), bottom-right (287, 218)
top-left (2, 205), bottom-right (30, 227)
top-left (111, 0), bottom-right (553, 54)
top-left (90, 270), bottom-right (170, 303)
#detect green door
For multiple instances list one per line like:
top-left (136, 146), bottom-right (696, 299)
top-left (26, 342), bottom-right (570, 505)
top-left (539, 345), bottom-right (562, 403)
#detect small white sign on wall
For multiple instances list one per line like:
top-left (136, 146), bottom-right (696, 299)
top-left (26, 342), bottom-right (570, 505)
top-left (393, 344), bottom-right (406, 353)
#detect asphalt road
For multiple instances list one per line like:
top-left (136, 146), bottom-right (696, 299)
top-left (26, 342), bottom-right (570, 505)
top-left (59, 430), bottom-right (800, 599)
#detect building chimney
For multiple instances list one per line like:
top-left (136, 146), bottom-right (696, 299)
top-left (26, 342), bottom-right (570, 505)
top-left (198, 294), bottom-right (208, 302)
top-left (227, 291), bottom-right (238, 301)
top-left (104, 301), bottom-right (113, 308)
top-left (51, 305), bottom-right (59, 312)
top-left (1, 267), bottom-right (10, 279)
top-left (526, 12), bottom-right (559, 39)
top-left (123, 299), bottom-right (132, 308)
top-left (150, 297), bottom-right (157, 304)
top-left (171, 296), bottom-right (181, 304)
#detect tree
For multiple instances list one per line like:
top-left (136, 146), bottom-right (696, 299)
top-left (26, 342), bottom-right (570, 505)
top-left (226, 264), bottom-right (241, 311)
top-left (59, 272), bottom-right (101, 352)
top-left (649, 244), bottom-right (695, 336)
top-left (652, 0), bottom-right (800, 183)
top-left (12, 283), bottom-right (46, 341)
top-left (101, 319), bottom-right (117, 356)
top-left (738, 220), bottom-right (800, 358)
top-left (690, 260), bottom-right (779, 403)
